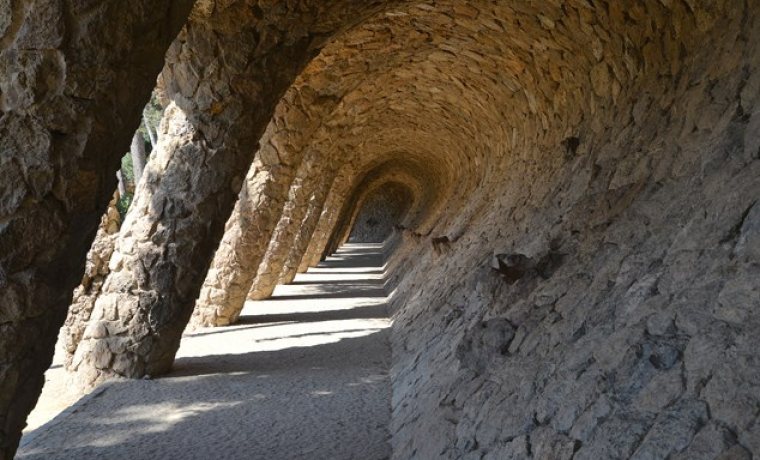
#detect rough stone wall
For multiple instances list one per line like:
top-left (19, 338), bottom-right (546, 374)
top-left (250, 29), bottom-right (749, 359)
top-left (349, 182), bottom-right (413, 244)
top-left (5, 2), bottom-right (760, 460)
top-left (0, 1), bottom-right (193, 455)
top-left (384, 3), bottom-right (760, 459)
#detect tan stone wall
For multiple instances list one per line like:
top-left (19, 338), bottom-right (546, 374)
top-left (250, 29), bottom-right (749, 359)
top-left (377, 3), bottom-right (760, 459)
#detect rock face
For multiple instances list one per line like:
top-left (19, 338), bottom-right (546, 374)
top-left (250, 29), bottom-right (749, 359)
top-left (0, 1), bottom-right (193, 456)
top-left (2, 1), bottom-right (760, 459)
top-left (381, 3), bottom-right (760, 459)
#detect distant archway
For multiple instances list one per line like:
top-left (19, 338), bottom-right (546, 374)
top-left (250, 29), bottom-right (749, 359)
top-left (349, 182), bottom-right (414, 243)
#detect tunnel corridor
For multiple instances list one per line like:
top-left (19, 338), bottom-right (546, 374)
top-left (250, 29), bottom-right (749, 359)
top-left (1, 1), bottom-right (759, 459)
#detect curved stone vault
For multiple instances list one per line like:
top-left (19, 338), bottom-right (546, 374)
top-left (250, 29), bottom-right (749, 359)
top-left (1, 1), bottom-right (760, 458)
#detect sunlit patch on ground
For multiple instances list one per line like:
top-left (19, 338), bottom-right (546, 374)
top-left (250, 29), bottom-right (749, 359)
top-left (20, 244), bottom-right (392, 460)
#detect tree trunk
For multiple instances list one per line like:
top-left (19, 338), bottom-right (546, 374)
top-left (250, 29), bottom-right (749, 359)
top-left (130, 131), bottom-right (147, 184)
top-left (116, 170), bottom-right (127, 198)
top-left (144, 117), bottom-right (158, 150)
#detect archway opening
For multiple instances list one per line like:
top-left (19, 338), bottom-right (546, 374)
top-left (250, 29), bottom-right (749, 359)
top-left (349, 182), bottom-right (414, 244)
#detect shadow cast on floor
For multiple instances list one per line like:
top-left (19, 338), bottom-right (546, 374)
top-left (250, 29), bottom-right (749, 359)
top-left (184, 303), bottom-right (390, 339)
top-left (19, 333), bottom-right (392, 460)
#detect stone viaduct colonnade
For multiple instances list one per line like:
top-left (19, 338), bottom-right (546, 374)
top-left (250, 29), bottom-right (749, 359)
top-left (2, 1), bottom-right (760, 458)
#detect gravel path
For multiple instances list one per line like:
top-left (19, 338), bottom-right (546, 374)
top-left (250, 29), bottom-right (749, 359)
top-left (19, 244), bottom-right (391, 460)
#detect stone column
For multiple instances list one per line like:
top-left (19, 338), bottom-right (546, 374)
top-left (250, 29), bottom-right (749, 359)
top-left (279, 173), bottom-right (337, 284)
top-left (61, 194), bottom-right (121, 370)
top-left (66, 0), bottom-right (374, 387)
top-left (297, 205), bottom-right (333, 272)
top-left (300, 177), bottom-right (351, 269)
top-left (0, 2), bottom-right (192, 456)
top-left (339, 199), bottom-right (365, 245)
top-left (189, 160), bottom-right (295, 328)
top-left (69, 94), bottom-right (300, 387)
top-left (248, 159), bottom-right (321, 300)
top-left (324, 191), bottom-right (360, 258)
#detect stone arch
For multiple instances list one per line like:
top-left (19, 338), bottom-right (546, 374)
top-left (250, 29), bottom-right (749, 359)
top-left (321, 157), bottom-right (444, 260)
top-left (64, 0), bottom-right (403, 388)
top-left (1, 2), bottom-right (759, 458)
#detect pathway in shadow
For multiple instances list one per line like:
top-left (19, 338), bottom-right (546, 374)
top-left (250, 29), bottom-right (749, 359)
top-left (19, 243), bottom-right (392, 460)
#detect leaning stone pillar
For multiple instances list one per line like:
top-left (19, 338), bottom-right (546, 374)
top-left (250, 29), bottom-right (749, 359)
top-left (279, 173), bottom-right (337, 284)
top-left (0, 2), bottom-right (192, 456)
top-left (248, 159), bottom-right (321, 300)
top-left (299, 205), bottom-right (340, 269)
top-left (189, 160), bottom-right (295, 328)
top-left (324, 187), bottom-right (362, 258)
top-left (67, 0), bottom-right (353, 387)
top-left (70, 95), bottom-right (298, 387)
top-left (189, 75), bottom-right (364, 327)
top-left (300, 177), bottom-right (352, 269)
top-left (339, 199), bottom-right (365, 245)
top-left (297, 205), bottom-right (334, 272)
top-left (61, 194), bottom-right (121, 370)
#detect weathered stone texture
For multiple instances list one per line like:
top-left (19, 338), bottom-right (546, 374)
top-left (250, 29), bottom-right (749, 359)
top-left (248, 158), bottom-right (322, 300)
top-left (348, 182), bottom-right (413, 244)
top-left (190, 159), bottom-right (295, 327)
top-left (300, 169), bottom-right (356, 270)
top-left (0, 1), bottom-right (193, 456)
top-left (382, 2), bottom-right (760, 460)
top-left (279, 172), bottom-right (336, 285)
top-left (4, 1), bottom-right (760, 459)
top-left (299, 180), bottom-right (347, 271)
top-left (68, 0), bottom-right (397, 384)
top-left (60, 194), bottom-right (121, 370)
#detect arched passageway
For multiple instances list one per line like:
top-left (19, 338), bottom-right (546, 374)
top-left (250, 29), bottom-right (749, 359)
top-left (349, 182), bottom-right (414, 244)
top-left (1, 1), bottom-right (759, 459)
